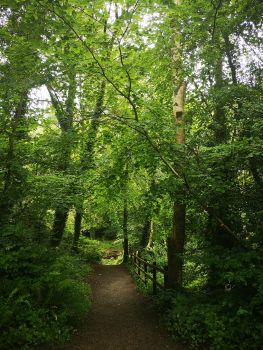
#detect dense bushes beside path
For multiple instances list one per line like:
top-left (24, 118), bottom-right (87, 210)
top-left (130, 244), bottom-right (263, 349)
top-left (0, 225), bottom-right (102, 350)
top-left (150, 248), bottom-right (263, 350)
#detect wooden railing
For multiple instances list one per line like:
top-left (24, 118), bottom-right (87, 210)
top-left (129, 251), bottom-right (168, 294)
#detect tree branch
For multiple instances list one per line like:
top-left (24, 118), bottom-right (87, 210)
top-left (103, 110), bottom-right (245, 245)
top-left (211, 0), bottom-right (223, 39)
top-left (37, 0), bottom-right (139, 121)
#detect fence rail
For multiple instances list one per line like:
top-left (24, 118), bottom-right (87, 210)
top-left (129, 251), bottom-right (168, 294)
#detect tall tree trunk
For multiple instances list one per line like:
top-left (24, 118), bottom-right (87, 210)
top-left (123, 195), bottom-right (129, 263)
top-left (223, 33), bottom-right (238, 85)
top-left (167, 82), bottom-right (187, 289)
top-left (213, 56), bottom-right (227, 143)
top-left (141, 217), bottom-right (152, 248)
top-left (206, 49), bottom-right (238, 289)
top-left (0, 90), bottom-right (28, 224)
top-left (49, 71), bottom-right (77, 247)
top-left (167, 0), bottom-right (187, 289)
top-left (146, 220), bottom-right (154, 249)
top-left (50, 135), bottom-right (73, 247)
top-left (122, 165), bottom-right (129, 263)
top-left (72, 210), bottom-right (82, 251)
top-left (72, 19), bottom-right (116, 249)
top-left (140, 180), bottom-right (157, 249)
top-left (72, 80), bottom-right (106, 250)
top-left (167, 201), bottom-right (186, 288)
top-left (50, 210), bottom-right (69, 247)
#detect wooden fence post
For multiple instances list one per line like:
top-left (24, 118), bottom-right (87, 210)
top-left (129, 252), bottom-right (167, 293)
top-left (152, 261), bottom-right (157, 294)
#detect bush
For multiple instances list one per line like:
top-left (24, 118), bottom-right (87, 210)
top-left (0, 224), bottom-right (92, 350)
top-left (155, 287), bottom-right (263, 350)
top-left (78, 237), bottom-right (103, 262)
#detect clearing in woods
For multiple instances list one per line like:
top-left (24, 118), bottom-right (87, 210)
top-left (48, 264), bottom-right (185, 350)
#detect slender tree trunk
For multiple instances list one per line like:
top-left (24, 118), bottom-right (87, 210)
top-left (211, 55), bottom-right (232, 244)
top-left (167, 202), bottom-right (186, 288)
top-left (49, 71), bottom-right (77, 247)
top-left (0, 90), bottom-right (28, 224)
top-left (123, 195), bottom-right (129, 263)
top-left (50, 145), bottom-right (72, 247)
top-left (122, 165), bottom-right (129, 263)
top-left (140, 180), bottom-right (157, 249)
top-left (214, 56), bottom-right (227, 143)
top-left (167, 0), bottom-right (187, 289)
top-left (72, 20), bottom-right (116, 249)
top-left (141, 217), bottom-right (152, 248)
top-left (72, 80), bottom-right (106, 250)
top-left (223, 33), bottom-right (237, 85)
top-left (146, 219), bottom-right (154, 249)
top-left (206, 50), bottom-right (239, 289)
top-left (72, 210), bottom-right (82, 251)
top-left (50, 210), bottom-right (69, 247)
top-left (167, 82), bottom-right (187, 289)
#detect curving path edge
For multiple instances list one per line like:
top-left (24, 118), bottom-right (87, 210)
top-left (47, 264), bottom-right (185, 350)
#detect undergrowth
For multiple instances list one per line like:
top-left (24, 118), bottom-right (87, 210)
top-left (154, 288), bottom-right (263, 350)
top-left (129, 247), bottom-right (263, 350)
top-left (0, 225), bottom-right (100, 350)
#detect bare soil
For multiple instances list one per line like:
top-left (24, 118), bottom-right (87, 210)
top-left (47, 264), bottom-right (185, 350)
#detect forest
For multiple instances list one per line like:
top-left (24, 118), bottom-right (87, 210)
top-left (0, 0), bottom-right (262, 349)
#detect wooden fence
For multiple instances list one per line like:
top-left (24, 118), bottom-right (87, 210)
top-left (129, 251), bottom-right (168, 294)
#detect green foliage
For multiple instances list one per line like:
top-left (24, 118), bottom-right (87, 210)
top-left (78, 237), bottom-right (103, 263)
top-left (0, 225), bottom-right (91, 350)
top-left (156, 286), bottom-right (263, 350)
top-left (0, 0), bottom-right (262, 349)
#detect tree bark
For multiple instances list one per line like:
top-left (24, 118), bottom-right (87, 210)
top-left (141, 217), bottom-right (152, 248)
top-left (167, 202), bottom-right (186, 288)
top-left (167, 0), bottom-right (187, 289)
top-left (146, 220), bottom-right (154, 249)
top-left (206, 49), bottom-right (239, 289)
top-left (140, 180), bottom-right (157, 249)
top-left (50, 210), bottom-right (69, 247)
top-left (72, 80), bottom-right (106, 250)
top-left (72, 19), bottom-right (116, 249)
top-left (223, 33), bottom-right (238, 85)
top-left (123, 194), bottom-right (129, 263)
top-left (167, 82), bottom-right (187, 289)
top-left (122, 165), bottom-right (129, 263)
top-left (49, 70), bottom-right (77, 247)
top-left (72, 210), bottom-right (82, 251)
top-left (0, 90), bottom-right (29, 224)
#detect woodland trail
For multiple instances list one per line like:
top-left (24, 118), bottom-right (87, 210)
top-left (48, 264), bottom-right (185, 350)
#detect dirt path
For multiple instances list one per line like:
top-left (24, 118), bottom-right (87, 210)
top-left (52, 264), bottom-right (184, 350)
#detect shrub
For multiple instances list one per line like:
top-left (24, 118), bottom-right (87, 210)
top-left (0, 224), bottom-right (92, 350)
top-left (155, 288), bottom-right (263, 350)
top-left (78, 237), bottom-right (103, 263)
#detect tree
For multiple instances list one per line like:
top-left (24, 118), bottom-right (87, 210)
top-left (48, 68), bottom-right (77, 247)
top-left (0, 1), bottom-right (47, 225)
top-left (165, 0), bottom-right (187, 289)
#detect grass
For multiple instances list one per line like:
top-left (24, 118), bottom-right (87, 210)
top-left (98, 239), bottom-right (124, 265)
